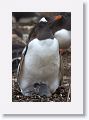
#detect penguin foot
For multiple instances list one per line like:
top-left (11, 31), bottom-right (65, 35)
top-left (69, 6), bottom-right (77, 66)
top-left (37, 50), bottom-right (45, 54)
top-left (21, 85), bottom-right (35, 97)
top-left (20, 83), bottom-right (51, 97)
top-left (39, 83), bottom-right (51, 97)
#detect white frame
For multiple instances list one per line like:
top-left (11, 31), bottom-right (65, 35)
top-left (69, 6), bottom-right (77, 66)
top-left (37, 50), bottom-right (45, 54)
top-left (0, 0), bottom-right (83, 114)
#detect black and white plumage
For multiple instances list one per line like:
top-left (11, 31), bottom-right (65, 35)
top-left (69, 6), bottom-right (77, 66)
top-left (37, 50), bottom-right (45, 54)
top-left (46, 15), bottom-right (71, 50)
top-left (17, 17), bottom-right (61, 97)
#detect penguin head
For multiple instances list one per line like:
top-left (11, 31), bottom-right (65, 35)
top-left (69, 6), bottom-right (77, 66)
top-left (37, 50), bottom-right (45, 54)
top-left (46, 15), bottom-right (71, 32)
top-left (45, 15), bottom-right (63, 23)
top-left (29, 17), bottom-right (54, 40)
top-left (35, 17), bottom-right (48, 34)
top-left (46, 15), bottom-right (65, 28)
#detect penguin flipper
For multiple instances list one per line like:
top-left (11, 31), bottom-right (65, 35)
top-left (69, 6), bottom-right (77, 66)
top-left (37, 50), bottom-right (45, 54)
top-left (17, 45), bottom-right (28, 81)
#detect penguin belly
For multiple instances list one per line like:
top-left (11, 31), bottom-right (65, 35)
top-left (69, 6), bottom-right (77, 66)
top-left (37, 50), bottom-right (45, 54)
top-left (54, 29), bottom-right (71, 49)
top-left (18, 38), bottom-right (60, 96)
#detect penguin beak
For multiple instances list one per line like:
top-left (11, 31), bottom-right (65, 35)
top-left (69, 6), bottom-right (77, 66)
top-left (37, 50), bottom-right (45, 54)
top-left (54, 15), bottom-right (62, 21)
top-left (48, 15), bottom-right (63, 28)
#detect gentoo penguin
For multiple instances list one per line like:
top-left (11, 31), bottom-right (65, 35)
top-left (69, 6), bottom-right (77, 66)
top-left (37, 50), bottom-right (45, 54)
top-left (17, 17), bottom-right (61, 97)
top-left (46, 15), bottom-right (71, 52)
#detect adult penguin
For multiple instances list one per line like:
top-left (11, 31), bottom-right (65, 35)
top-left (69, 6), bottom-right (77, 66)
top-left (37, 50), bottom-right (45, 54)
top-left (17, 17), bottom-right (61, 97)
top-left (46, 14), bottom-right (71, 54)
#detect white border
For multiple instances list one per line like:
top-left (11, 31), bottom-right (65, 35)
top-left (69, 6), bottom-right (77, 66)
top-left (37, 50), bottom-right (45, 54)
top-left (0, 0), bottom-right (83, 114)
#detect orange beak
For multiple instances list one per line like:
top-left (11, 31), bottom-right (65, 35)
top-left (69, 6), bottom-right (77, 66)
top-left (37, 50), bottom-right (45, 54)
top-left (54, 15), bottom-right (62, 21)
top-left (48, 15), bottom-right (63, 28)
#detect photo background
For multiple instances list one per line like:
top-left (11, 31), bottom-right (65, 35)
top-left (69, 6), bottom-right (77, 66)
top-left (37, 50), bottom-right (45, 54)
top-left (0, 0), bottom-right (83, 114)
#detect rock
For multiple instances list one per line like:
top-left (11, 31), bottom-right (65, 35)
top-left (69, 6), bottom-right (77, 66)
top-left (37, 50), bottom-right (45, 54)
top-left (19, 17), bottom-right (38, 25)
top-left (12, 36), bottom-right (26, 58)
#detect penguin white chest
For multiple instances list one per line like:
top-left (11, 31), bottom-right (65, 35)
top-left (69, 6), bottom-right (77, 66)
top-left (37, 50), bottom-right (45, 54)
top-left (54, 29), bottom-right (71, 49)
top-left (18, 38), bottom-right (60, 96)
top-left (23, 38), bottom-right (60, 82)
